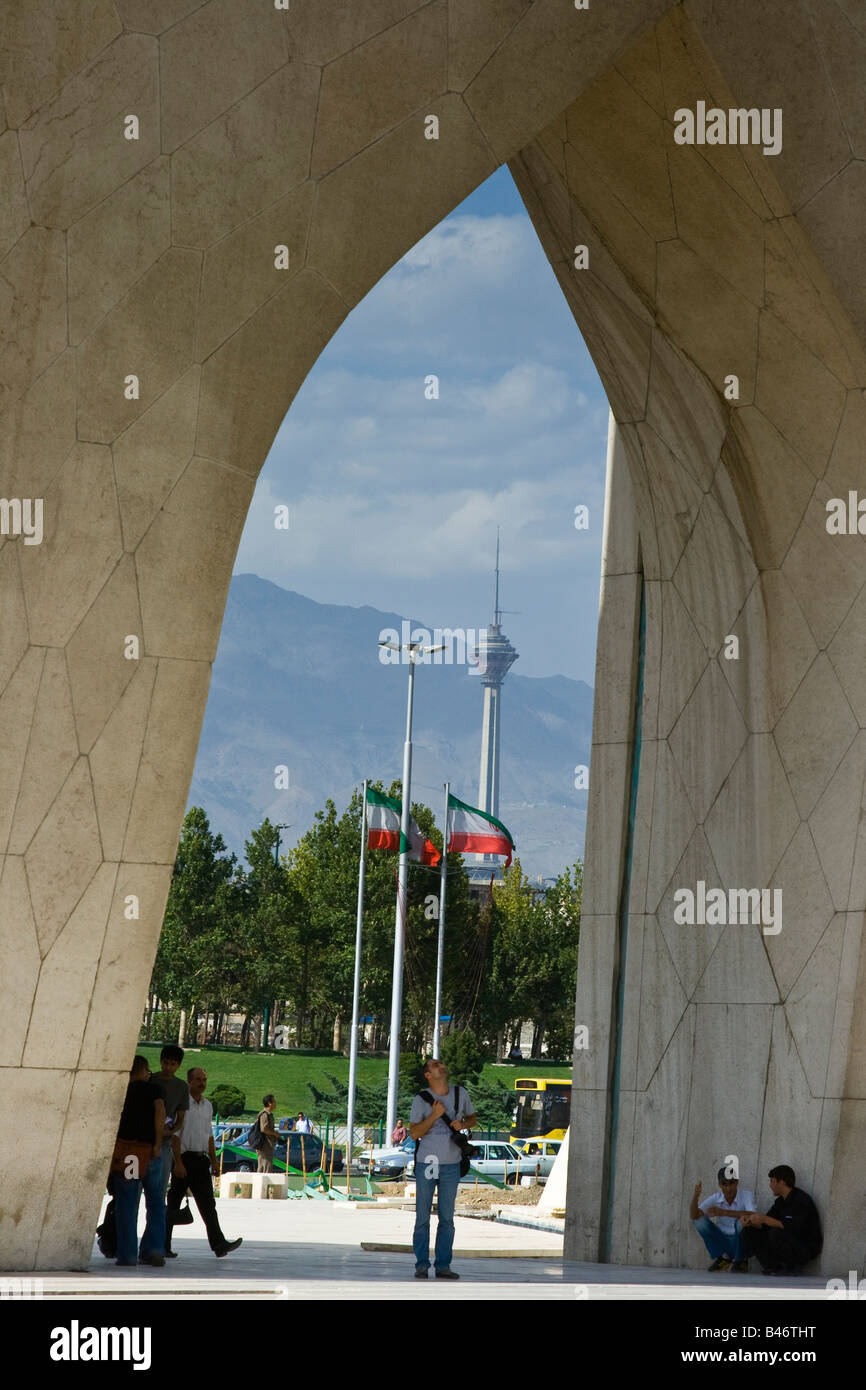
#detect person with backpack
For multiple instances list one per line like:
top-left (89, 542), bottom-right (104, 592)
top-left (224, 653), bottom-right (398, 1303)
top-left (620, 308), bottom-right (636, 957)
top-left (251, 1094), bottom-right (280, 1172)
top-left (409, 1056), bottom-right (478, 1280)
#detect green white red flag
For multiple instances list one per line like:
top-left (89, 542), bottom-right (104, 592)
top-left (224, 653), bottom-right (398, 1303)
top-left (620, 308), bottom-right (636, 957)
top-left (446, 793), bottom-right (514, 866)
top-left (365, 786), bottom-right (440, 865)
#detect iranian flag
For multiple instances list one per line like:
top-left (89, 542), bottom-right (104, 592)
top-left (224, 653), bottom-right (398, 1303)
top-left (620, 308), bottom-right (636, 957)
top-left (447, 793), bottom-right (514, 866)
top-left (365, 787), bottom-right (440, 865)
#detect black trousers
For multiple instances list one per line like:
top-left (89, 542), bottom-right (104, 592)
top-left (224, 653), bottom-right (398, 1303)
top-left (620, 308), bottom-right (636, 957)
top-left (166, 1152), bottom-right (227, 1253)
top-left (740, 1225), bottom-right (812, 1270)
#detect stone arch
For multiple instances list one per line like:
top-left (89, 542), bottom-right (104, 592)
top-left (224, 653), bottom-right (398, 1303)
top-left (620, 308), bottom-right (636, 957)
top-left (1, 0), bottom-right (865, 1272)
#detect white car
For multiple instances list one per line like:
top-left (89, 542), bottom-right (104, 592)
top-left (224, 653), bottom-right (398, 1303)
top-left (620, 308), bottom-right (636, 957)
top-left (460, 1140), bottom-right (523, 1184)
top-left (354, 1139), bottom-right (416, 1179)
top-left (510, 1138), bottom-right (563, 1181)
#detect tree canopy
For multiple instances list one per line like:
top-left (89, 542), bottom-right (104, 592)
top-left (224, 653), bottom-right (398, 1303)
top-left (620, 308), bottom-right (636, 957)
top-left (146, 797), bottom-right (581, 1062)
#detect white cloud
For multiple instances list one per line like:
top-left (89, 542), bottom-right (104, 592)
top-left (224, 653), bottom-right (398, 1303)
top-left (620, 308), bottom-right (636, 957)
top-left (233, 185), bottom-right (611, 680)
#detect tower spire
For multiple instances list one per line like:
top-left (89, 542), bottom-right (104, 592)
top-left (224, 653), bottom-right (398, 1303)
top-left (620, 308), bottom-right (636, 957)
top-left (477, 525), bottom-right (518, 823)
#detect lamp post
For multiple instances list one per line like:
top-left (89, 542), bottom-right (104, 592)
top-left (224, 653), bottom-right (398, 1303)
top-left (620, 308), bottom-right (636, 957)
top-left (265, 823), bottom-right (290, 1049)
top-left (379, 638), bottom-right (443, 1137)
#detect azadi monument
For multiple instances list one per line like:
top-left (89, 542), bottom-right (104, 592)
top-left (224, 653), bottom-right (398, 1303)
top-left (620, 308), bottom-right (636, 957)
top-left (1, 0), bottom-right (864, 1274)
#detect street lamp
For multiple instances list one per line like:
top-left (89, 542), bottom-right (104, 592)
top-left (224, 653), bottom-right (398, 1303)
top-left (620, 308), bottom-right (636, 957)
top-left (273, 822), bottom-right (291, 865)
top-left (379, 638), bottom-right (444, 1136)
top-left (265, 823), bottom-right (291, 1049)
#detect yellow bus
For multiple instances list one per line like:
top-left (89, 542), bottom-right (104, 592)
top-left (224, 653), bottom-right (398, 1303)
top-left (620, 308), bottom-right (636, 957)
top-left (510, 1077), bottom-right (571, 1143)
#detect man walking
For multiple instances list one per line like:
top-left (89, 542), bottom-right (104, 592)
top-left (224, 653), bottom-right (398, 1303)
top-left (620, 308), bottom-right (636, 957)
top-left (738, 1165), bottom-right (822, 1274)
top-left (166, 1067), bottom-right (242, 1259)
top-left (409, 1057), bottom-right (477, 1281)
top-left (690, 1167), bottom-right (756, 1271)
top-left (255, 1094), bottom-right (280, 1172)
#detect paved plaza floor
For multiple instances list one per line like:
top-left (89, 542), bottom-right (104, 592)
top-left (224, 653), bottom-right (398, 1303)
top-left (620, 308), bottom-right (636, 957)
top-left (17, 1199), bottom-right (836, 1301)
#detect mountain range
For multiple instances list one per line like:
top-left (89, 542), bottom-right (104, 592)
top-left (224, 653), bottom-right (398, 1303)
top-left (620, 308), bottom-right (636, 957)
top-left (188, 575), bottom-right (593, 881)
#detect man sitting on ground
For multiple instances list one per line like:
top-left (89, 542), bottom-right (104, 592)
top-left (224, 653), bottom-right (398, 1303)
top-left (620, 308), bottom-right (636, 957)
top-left (690, 1168), bottom-right (756, 1271)
top-left (737, 1165), bottom-right (822, 1274)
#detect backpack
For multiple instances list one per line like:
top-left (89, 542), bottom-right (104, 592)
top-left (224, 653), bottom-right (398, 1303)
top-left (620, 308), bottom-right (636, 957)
top-left (414, 1086), bottom-right (476, 1177)
top-left (246, 1113), bottom-right (266, 1149)
top-left (96, 1198), bottom-right (117, 1258)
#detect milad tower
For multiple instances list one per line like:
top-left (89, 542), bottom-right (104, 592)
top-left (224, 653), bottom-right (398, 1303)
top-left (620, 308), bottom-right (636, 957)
top-left (477, 532), bottom-right (519, 825)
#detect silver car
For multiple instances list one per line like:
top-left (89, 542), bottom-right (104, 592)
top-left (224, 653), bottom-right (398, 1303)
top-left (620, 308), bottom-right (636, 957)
top-left (510, 1138), bottom-right (563, 1181)
top-left (460, 1140), bottom-right (523, 1184)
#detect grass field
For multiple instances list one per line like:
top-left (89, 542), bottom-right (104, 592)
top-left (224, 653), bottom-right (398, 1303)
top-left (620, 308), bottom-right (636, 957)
top-left (138, 1042), bottom-right (571, 1124)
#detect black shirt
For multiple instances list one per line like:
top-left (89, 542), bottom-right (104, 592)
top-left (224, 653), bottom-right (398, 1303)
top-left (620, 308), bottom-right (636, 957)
top-left (767, 1186), bottom-right (822, 1257)
top-left (117, 1079), bottom-right (163, 1144)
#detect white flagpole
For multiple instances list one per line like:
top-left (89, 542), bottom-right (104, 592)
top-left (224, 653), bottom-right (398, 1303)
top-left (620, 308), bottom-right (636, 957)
top-left (433, 782), bottom-right (449, 1059)
top-left (346, 780), bottom-right (368, 1174)
top-left (385, 658), bottom-right (416, 1136)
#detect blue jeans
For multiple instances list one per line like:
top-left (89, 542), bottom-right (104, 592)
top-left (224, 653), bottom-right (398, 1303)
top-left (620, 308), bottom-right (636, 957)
top-left (693, 1215), bottom-right (743, 1262)
top-left (413, 1160), bottom-right (461, 1271)
top-left (159, 1141), bottom-right (174, 1196)
top-left (138, 1155), bottom-right (167, 1259)
top-left (108, 1172), bottom-right (143, 1265)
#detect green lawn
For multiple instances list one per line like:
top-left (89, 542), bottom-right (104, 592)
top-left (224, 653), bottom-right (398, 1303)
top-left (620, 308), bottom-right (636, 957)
top-left (138, 1042), bottom-right (571, 1124)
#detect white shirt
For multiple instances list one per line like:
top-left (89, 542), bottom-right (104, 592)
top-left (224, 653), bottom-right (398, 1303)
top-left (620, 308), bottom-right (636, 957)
top-left (181, 1094), bottom-right (214, 1154)
top-left (699, 1187), bottom-right (756, 1235)
top-left (295, 1117), bottom-right (312, 1133)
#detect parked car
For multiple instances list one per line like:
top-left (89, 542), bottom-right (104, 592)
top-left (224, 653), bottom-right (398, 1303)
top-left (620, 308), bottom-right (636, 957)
top-left (217, 1132), bottom-right (343, 1174)
top-left (458, 1140), bottom-right (523, 1184)
top-left (510, 1138), bottom-right (563, 1181)
top-left (213, 1122), bottom-right (247, 1146)
top-left (354, 1138), bottom-right (416, 1180)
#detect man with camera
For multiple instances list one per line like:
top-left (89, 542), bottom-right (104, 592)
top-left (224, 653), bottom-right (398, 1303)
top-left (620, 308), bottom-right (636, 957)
top-left (409, 1057), bottom-right (478, 1280)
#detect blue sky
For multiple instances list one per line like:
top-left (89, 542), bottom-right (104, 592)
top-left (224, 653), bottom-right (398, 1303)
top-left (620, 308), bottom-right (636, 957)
top-left (233, 165), bottom-right (610, 683)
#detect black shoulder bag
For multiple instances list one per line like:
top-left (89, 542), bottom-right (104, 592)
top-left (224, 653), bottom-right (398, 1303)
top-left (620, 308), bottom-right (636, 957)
top-left (415, 1085), bottom-right (477, 1177)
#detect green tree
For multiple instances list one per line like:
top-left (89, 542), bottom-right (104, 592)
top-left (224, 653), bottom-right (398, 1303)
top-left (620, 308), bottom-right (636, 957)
top-left (149, 807), bottom-right (238, 1037)
top-left (232, 818), bottom-right (302, 1036)
top-left (527, 862), bottom-right (581, 1057)
top-left (287, 784), bottom-right (479, 1052)
top-left (440, 1028), bottom-right (485, 1087)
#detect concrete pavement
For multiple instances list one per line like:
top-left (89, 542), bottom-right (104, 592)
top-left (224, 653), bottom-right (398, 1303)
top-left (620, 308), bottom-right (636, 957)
top-left (4, 1199), bottom-right (838, 1301)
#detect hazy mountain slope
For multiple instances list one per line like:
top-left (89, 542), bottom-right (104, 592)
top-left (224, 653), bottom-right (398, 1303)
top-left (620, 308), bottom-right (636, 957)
top-left (189, 575), bottom-right (592, 880)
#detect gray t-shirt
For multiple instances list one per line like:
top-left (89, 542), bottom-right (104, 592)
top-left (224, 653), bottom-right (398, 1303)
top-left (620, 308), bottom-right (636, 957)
top-left (410, 1085), bottom-right (472, 1167)
top-left (154, 1073), bottom-right (189, 1127)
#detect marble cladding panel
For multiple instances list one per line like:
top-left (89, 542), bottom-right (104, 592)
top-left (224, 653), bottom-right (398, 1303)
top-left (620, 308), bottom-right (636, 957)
top-left (0, 352), bottom-right (78, 501)
top-left (311, 2), bottom-right (447, 179)
top-left (159, 0), bottom-right (288, 153)
top-left (134, 459), bottom-right (253, 662)
top-left (0, 228), bottom-right (68, 416)
top-left (36, 1068), bottom-right (130, 1270)
top-left (0, 1068), bottom-right (75, 1269)
top-left (18, 34), bottom-right (160, 229)
top-left (627, 1009), bottom-right (695, 1266)
top-left (171, 62), bottom-right (320, 249)
top-left (0, 1), bottom-right (122, 128)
